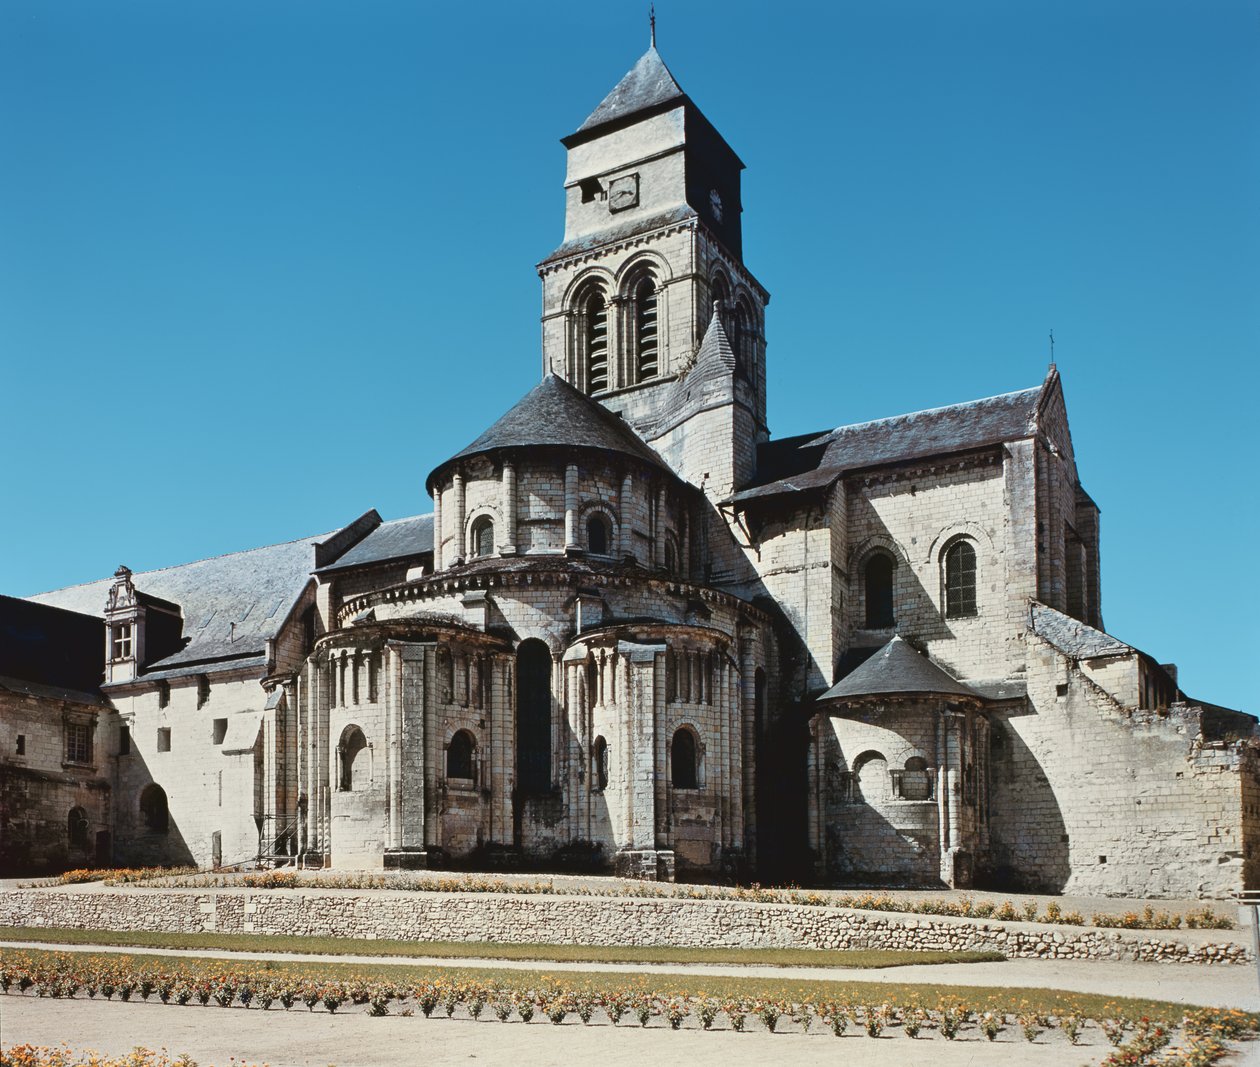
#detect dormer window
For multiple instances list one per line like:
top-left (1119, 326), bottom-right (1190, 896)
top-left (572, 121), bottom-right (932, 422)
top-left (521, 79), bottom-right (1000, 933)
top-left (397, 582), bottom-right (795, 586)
top-left (110, 623), bottom-right (133, 661)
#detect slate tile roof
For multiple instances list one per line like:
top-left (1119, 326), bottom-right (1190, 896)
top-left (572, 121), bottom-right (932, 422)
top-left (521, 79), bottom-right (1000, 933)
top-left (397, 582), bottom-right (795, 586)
top-left (429, 373), bottom-right (672, 488)
top-left (732, 381), bottom-right (1046, 504)
top-left (1029, 601), bottom-right (1132, 659)
top-left (29, 532), bottom-right (335, 673)
top-left (572, 45), bottom-right (687, 137)
top-left (314, 514), bottom-right (434, 575)
top-left (818, 636), bottom-right (986, 703)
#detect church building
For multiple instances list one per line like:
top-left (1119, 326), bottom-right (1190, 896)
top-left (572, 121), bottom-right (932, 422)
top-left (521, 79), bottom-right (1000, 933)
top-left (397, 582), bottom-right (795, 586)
top-left (3, 42), bottom-right (1255, 896)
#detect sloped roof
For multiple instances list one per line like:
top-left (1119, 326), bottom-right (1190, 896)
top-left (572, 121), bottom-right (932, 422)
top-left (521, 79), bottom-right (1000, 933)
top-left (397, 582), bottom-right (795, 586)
top-left (315, 514), bottom-right (434, 574)
top-left (1030, 601), bottom-right (1131, 659)
top-left (818, 637), bottom-right (985, 703)
top-left (732, 381), bottom-right (1046, 504)
top-left (29, 532), bottom-right (334, 672)
top-left (428, 374), bottom-right (672, 488)
top-left (573, 46), bottom-right (686, 136)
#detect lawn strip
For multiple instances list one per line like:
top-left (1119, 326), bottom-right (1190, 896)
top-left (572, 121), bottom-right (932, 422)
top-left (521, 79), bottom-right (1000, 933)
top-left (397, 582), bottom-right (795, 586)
top-left (1, 946), bottom-right (1205, 1020)
top-left (0, 926), bottom-right (1002, 969)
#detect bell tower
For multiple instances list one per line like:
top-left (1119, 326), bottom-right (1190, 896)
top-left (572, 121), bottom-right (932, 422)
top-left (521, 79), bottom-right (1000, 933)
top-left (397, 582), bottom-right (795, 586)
top-left (537, 40), bottom-right (770, 499)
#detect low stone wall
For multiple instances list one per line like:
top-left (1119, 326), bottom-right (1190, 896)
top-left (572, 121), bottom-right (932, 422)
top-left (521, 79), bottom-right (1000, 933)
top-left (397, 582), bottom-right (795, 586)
top-left (0, 887), bottom-right (1248, 965)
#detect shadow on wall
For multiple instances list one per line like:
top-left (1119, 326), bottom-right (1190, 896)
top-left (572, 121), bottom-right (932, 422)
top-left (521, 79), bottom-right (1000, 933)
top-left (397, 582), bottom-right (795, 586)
top-left (980, 711), bottom-right (1070, 893)
top-left (115, 748), bottom-right (196, 869)
top-left (0, 768), bottom-right (111, 876)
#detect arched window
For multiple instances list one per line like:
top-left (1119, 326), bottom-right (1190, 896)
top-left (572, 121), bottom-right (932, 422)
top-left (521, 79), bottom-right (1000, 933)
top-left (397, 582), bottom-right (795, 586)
top-left (516, 639), bottom-right (552, 794)
top-left (338, 726), bottom-right (368, 791)
top-left (591, 735), bottom-right (608, 792)
top-left (671, 728), bottom-right (698, 789)
top-left (471, 516), bottom-right (494, 558)
top-left (864, 552), bottom-right (896, 628)
top-left (710, 274), bottom-right (730, 328)
top-left (663, 537), bottom-right (679, 576)
top-left (68, 806), bottom-right (90, 851)
top-left (896, 755), bottom-right (933, 801)
top-left (943, 539), bottom-right (978, 618)
top-left (634, 276), bottom-right (658, 381)
top-left (139, 784), bottom-right (168, 834)
top-left (587, 513), bottom-right (611, 556)
top-left (447, 730), bottom-right (475, 781)
top-left (852, 751), bottom-right (889, 803)
top-left (581, 286), bottom-right (609, 394)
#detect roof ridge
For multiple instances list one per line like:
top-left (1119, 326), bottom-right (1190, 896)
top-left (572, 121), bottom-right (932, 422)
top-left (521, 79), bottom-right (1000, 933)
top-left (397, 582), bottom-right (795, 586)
top-left (826, 383), bottom-right (1043, 439)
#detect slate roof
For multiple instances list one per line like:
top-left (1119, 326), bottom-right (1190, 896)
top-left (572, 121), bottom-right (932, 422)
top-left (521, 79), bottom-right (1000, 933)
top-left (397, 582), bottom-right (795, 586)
top-left (732, 381), bottom-right (1047, 504)
top-left (1029, 601), bottom-right (1132, 659)
top-left (573, 46), bottom-right (687, 137)
top-left (29, 532), bottom-right (335, 673)
top-left (428, 374), bottom-right (672, 488)
top-left (818, 637), bottom-right (986, 703)
top-left (315, 514), bottom-right (434, 575)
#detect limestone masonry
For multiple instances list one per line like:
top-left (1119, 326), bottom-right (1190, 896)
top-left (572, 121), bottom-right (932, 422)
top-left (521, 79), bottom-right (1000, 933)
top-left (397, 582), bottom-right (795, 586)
top-left (2, 41), bottom-right (1254, 897)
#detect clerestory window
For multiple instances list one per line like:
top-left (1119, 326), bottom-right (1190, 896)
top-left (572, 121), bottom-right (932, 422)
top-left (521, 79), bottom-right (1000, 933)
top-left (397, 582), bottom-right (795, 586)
top-left (943, 539), bottom-right (978, 619)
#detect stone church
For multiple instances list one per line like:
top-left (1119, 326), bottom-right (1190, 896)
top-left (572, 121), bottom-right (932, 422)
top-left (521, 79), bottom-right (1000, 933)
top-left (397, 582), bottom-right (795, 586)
top-left (2, 43), bottom-right (1255, 897)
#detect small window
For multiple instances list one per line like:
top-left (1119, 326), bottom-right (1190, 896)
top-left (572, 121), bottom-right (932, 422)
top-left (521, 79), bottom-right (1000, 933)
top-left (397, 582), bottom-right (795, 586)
top-left (943, 539), bottom-right (978, 619)
top-left (864, 553), bottom-right (895, 628)
top-left (587, 513), bottom-right (611, 556)
top-left (65, 722), bottom-right (92, 764)
top-left (196, 675), bottom-right (210, 709)
top-left (447, 730), bottom-right (475, 781)
top-left (591, 735), bottom-right (608, 792)
top-left (111, 624), bottom-right (132, 661)
top-left (158, 681), bottom-right (170, 709)
top-left (157, 727), bottom-right (171, 753)
top-left (68, 807), bottom-right (90, 850)
top-left (671, 728), bottom-right (697, 789)
top-left (212, 718), bottom-right (228, 745)
top-left (15, 734), bottom-right (25, 756)
top-left (119, 725), bottom-right (130, 756)
top-left (140, 784), bottom-right (169, 833)
top-left (471, 516), bottom-right (495, 558)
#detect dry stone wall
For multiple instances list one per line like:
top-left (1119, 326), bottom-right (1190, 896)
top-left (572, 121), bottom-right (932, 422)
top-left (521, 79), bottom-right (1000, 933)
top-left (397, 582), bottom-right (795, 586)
top-left (0, 887), bottom-right (1247, 965)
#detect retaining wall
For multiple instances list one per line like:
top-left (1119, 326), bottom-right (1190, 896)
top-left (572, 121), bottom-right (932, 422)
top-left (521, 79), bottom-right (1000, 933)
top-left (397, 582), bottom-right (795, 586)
top-left (0, 887), bottom-right (1248, 965)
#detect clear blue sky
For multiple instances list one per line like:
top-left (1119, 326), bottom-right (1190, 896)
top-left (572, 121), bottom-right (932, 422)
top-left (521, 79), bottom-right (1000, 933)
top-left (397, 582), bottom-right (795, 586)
top-left (3, 1), bottom-right (1256, 711)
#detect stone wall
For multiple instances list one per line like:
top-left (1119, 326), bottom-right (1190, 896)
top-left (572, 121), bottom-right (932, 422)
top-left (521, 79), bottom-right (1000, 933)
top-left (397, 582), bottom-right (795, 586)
top-left (0, 887), bottom-right (1247, 965)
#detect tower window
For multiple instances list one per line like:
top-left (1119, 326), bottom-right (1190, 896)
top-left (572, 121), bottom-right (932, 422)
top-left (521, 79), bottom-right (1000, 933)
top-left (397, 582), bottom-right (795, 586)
top-left (583, 288), bottom-right (609, 393)
top-left (634, 276), bottom-right (658, 380)
top-left (943, 539), bottom-right (978, 618)
top-left (864, 552), bottom-right (895, 628)
top-left (471, 516), bottom-right (495, 558)
top-left (732, 299), bottom-right (755, 382)
top-left (587, 513), bottom-right (611, 556)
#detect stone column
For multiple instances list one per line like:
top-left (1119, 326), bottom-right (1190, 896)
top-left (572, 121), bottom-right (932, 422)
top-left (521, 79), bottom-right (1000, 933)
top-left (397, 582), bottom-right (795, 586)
top-left (619, 473), bottom-right (634, 560)
top-left (564, 463), bottom-right (579, 551)
top-left (501, 460), bottom-right (518, 555)
top-left (386, 645), bottom-right (404, 850)
top-left (451, 472), bottom-right (466, 564)
top-left (946, 709), bottom-right (963, 852)
top-left (432, 484), bottom-right (443, 571)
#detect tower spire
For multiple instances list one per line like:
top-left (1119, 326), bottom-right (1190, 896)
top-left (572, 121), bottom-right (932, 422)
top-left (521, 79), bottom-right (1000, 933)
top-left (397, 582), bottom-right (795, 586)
top-left (650, 4), bottom-right (656, 47)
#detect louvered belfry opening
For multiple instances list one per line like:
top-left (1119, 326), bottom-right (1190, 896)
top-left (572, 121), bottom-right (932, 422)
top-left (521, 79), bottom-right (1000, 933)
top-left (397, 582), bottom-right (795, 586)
top-left (585, 290), bottom-right (609, 393)
top-left (635, 277), bottom-right (658, 380)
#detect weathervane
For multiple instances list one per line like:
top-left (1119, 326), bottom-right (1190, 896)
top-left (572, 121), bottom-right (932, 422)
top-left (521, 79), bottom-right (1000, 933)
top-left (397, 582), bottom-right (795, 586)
top-left (650, 4), bottom-right (656, 47)
top-left (1049, 328), bottom-right (1055, 366)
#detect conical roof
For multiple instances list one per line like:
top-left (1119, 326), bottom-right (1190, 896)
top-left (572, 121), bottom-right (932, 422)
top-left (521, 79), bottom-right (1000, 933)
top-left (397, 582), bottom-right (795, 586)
top-left (818, 637), bottom-right (985, 703)
top-left (427, 374), bottom-right (671, 490)
top-left (574, 46), bottom-right (687, 136)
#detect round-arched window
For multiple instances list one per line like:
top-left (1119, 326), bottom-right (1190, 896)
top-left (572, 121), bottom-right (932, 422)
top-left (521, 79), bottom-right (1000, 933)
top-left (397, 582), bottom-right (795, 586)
top-left (139, 784), bottom-right (169, 834)
top-left (591, 735), bottom-right (608, 792)
top-left (864, 552), bottom-right (895, 628)
top-left (587, 513), bottom-right (611, 556)
top-left (339, 726), bottom-right (368, 791)
top-left (671, 728), bottom-right (698, 789)
top-left (68, 806), bottom-right (90, 850)
top-left (944, 539), bottom-right (978, 618)
top-left (471, 516), bottom-right (495, 558)
top-left (447, 730), bottom-right (475, 781)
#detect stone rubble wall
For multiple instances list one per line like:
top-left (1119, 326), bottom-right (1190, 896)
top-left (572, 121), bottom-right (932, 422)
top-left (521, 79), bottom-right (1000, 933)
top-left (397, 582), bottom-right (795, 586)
top-left (0, 888), bottom-right (1247, 965)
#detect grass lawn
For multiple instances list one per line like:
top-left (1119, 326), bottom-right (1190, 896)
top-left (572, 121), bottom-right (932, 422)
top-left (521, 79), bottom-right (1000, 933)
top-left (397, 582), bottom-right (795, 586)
top-left (0, 926), bottom-right (1001, 969)
top-left (0, 946), bottom-right (1211, 1021)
